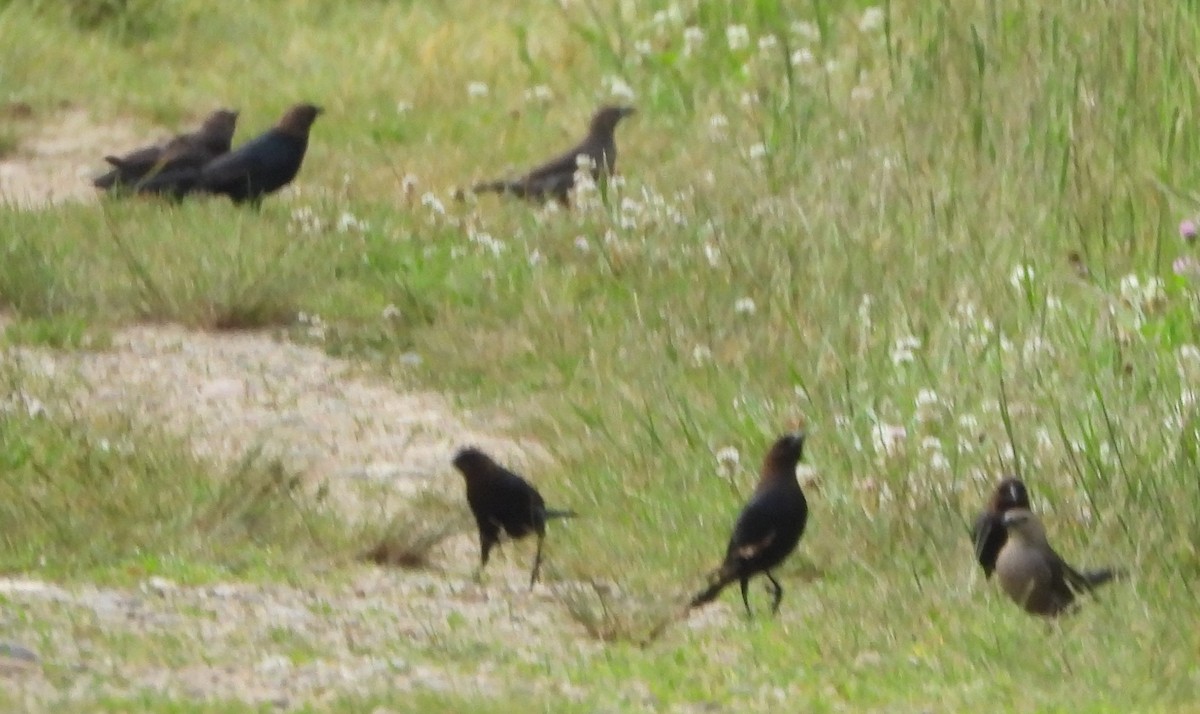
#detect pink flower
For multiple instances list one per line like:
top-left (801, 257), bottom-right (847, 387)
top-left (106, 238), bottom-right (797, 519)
top-left (1180, 219), bottom-right (1198, 244)
top-left (1174, 255), bottom-right (1200, 281)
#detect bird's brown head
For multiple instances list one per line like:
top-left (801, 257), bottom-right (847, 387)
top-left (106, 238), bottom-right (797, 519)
top-left (202, 109), bottom-right (239, 137)
top-left (989, 477), bottom-right (1030, 514)
top-left (276, 103), bottom-right (323, 138)
top-left (589, 105), bottom-right (636, 136)
top-left (452, 446), bottom-right (494, 480)
top-left (760, 431), bottom-right (806, 483)
top-left (1000, 508), bottom-right (1046, 544)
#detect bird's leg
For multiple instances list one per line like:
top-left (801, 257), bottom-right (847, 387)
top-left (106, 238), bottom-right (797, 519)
top-left (765, 572), bottom-right (784, 615)
top-left (529, 534), bottom-right (545, 589)
top-left (739, 578), bottom-right (753, 617)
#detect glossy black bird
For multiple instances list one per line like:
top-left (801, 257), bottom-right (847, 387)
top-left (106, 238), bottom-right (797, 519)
top-left (473, 105), bottom-right (635, 204)
top-left (93, 109), bottom-right (238, 193)
top-left (995, 508), bottom-right (1120, 616)
top-left (451, 447), bottom-right (576, 587)
top-left (971, 477), bottom-right (1030, 578)
top-left (690, 432), bottom-right (809, 616)
top-left (195, 103), bottom-right (322, 204)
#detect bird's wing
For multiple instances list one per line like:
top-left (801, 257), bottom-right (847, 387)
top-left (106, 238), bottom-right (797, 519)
top-left (972, 511), bottom-right (1005, 576)
top-left (200, 133), bottom-right (273, 186)
top-left (726, 496), bottom-right (781, 562)
top-left (105, 145), bottom-right (164, 173)
top-left (522, 139), bottom-right (592, 184)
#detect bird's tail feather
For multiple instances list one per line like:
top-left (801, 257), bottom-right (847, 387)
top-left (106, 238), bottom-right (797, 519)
top-left (472, 180), bottom-right (511, 195)
top-left (92, 172), bottom-right (118, 189)
top-left (1081, 567), bottom-right (1121, 588)
top-left (689, 570), bottom-right (735, 609)
top-left (544, 508), bottom-right (577, 520)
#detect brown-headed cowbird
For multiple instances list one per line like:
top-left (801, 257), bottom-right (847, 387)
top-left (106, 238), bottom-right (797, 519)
top-left (995, 508), bottom-right (1119, 616)
top-left (971, 477), bottom-right (1030, 578)
top-left (451, 447), bottom-right (575, 587)
top-left (690, 432), bottom-right (809, 616)
top-left (473, 105), bottom-right (635, 205)
top-left (195, 103), bottom-right (322, 205)
top-left (92, 109), bottom-right (239, 194)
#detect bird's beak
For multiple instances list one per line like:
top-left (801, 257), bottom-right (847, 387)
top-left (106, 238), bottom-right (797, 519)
top-left (621, 106), bottom-right (637, 117)
top-left (314, 106), bottom-right (325, 116)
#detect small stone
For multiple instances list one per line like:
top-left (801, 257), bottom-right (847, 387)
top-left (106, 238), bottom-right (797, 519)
top-left (0, 642), bottom-right (37, 663)
top-left (0, 642), bottom-right (39, 676)
top-left (143, 576), bottom-right (176, 596)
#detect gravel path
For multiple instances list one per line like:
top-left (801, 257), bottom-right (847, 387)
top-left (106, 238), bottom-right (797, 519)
top-left (1, 570), bottom-right (605, 710)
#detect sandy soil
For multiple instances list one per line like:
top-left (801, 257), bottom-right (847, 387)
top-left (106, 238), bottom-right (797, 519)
top-left (0, 107), bottom-right (138, 207)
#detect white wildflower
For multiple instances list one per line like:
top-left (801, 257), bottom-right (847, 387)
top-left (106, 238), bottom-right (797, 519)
top-left (791, 48), bottom-right (815, 66)
top-left (604, 75), bottom-right (636, 101)
top-left (891, 335), bottom-right (921, 365)
top-left (336, 211), bottom-right (367, 233)
top-left (466, 81), bottom-right (489, 99)
top-left (524, 84), bottom-right (553, 103)
top-left (858, 7), bottom-right (885, 32)
top-left (790, 21), bottom-right (819, 41)
top-left (726, 24), bottom-right (750, 51)
top-left (420, 192), bottom-right (445, 215)
top-left (1009, 264), bottom-right (1035, 289)
top-left (715, 446), bottom-right (741, 477)
top-left (734, 297), bottom-right (757, 315)
top-left (871, 423), bottom-right (907, 457)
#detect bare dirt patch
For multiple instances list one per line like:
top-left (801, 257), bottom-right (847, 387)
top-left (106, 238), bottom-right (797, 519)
top-left (0, 322), bottom-right (574, 709)
top-left (0, 570), bottom-right (600, 710)
top-left (0, 108), bottom-right (139, 208)
top-left (8, 323), bottom-right (543, 516)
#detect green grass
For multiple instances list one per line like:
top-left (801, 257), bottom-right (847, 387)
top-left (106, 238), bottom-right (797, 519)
top-left (3, 0), bottom-right (1200, 710)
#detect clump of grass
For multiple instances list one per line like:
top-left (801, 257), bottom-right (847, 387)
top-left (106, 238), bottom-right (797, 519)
top-left (36, 0), bottom-right (167, 42)
top-left (2, 316), bottom-right (110, 350)
top-left (556, 578), bottom-right (686, 645)
top-left (0, 371), bottom-right (349, 580)
top-left (360, 492), bottom-right (469, 570)
top-left (0, 127), bottom-right (19, 159)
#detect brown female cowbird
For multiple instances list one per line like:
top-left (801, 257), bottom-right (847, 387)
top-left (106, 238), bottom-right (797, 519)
top-left (473, 105), bottom-right (636, 205)
top-left (995, 508), bottom-right (1119, 616)
top-left (451, 447), bottom-right (575, 587)
top-left (690, 432), bottom-right (809, 616)
top-left (195, 103), bottom-right (322, 205)
top-left (971, 477), bottom-right (1030, 578)
top-left (92, 109), bottom-right (239, 193)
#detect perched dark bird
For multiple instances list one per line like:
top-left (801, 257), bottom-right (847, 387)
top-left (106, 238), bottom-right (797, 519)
top-left (194, 103), bottom-right (322, 205)
top-left (92, 109), bottom-right (239, 194)
top-left (472, 105), bottom-right (636, 204)
top-left (451, 447), bottom-right (576, 587)
top-left (690, 432), bottom-right (809, 616)
top-left (971, 477), bottom-right (1031, 578)
top-left (995, 508), bottom-right (1119, 617)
